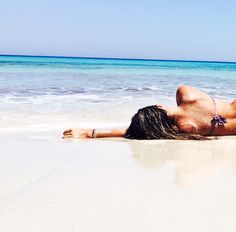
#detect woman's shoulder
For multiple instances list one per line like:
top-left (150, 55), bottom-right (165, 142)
top-left (176, 85), bottom-right (208, 105)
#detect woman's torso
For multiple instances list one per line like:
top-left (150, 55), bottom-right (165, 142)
top-left (175, 86), bottom-right (236, 136)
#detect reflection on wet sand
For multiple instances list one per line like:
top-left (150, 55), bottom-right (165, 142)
top-left (129, 137), bottom-right (236, 186)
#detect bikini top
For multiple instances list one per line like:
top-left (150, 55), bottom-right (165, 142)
top-left (209, 97), bottom-right (227, 135)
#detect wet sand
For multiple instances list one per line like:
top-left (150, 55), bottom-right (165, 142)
top-left (1, 132), bottom-right (236, 232)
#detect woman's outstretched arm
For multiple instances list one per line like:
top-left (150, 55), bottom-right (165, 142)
top-left (63, 128), bottom-right (127, 139)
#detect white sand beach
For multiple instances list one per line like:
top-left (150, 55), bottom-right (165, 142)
top-left (1, 0), bottom-right (236, 229)
top-left (1, 131), bottom-right (236, 232)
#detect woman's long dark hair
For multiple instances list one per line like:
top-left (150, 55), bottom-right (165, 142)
top-left (125, 105), bottom-right (208, 140)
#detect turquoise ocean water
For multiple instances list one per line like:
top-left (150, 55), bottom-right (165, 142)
top-left (0, 55), bottom-right (236, 131)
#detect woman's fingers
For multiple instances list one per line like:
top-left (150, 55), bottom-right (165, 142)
top-left (63, 134), bottom-right (72, 139)
top-left (63, 129), bottom-right (72, 135)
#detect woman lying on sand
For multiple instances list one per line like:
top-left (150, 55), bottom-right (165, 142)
top-left (63, 85), bottom-right (236, 140)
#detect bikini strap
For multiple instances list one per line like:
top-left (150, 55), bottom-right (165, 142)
top-left (209, 97), bottom-right (227, 135)
top-left (211, 96), bottom-right (217, 117)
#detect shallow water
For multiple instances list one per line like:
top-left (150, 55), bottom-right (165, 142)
top-left (0, 55), bottom-right (235, 131)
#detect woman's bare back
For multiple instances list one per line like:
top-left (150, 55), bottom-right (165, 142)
top-left (175, 86), bottom-right (236, 136)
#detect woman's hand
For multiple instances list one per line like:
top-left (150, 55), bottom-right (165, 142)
top-left (63, 128), bottom-right (92, 139)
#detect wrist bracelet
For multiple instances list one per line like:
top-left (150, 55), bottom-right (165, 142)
top-left (92, 129), bottom-right (96, 138)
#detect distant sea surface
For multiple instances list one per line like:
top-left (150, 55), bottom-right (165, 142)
top-left (0, 55), bottom-right (236, 132)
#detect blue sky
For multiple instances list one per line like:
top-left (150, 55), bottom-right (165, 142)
top-left (0, 0), bottom-right (236, 61)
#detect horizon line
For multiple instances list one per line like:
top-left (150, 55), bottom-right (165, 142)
top-left (0, 53), bottom-right (236, 64)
